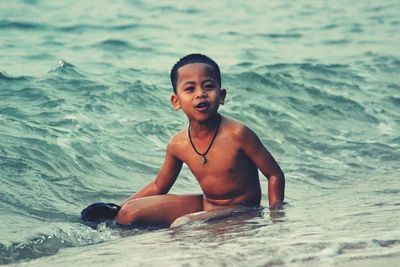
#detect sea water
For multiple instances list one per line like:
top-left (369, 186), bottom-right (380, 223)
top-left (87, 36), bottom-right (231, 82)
top-left (1, 1), bottom-right (399, 266)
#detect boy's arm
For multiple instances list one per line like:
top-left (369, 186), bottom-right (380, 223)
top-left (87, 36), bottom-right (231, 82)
top-left (239, 126), bottom-right (285, 209)
top-left (120, 142), bottom-right (183, 206)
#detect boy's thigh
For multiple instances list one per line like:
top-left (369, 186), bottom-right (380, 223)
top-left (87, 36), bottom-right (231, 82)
top-left (170, 206), bottom-right (244, 228)
top-left (118, 194), bottom-right (203, 226)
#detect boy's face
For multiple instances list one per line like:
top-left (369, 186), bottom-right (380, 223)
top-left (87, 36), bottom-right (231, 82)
top-left (171, 63), bottom-right (226, 122)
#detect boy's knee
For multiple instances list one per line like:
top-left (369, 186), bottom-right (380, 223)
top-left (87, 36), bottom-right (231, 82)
top-left (115, 204), bottom-right (138, 225)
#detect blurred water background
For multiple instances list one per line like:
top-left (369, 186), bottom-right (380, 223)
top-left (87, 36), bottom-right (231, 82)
top-left (1, 1), bottom-right (399, 266)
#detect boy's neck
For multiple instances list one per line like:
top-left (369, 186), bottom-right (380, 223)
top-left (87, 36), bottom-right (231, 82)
top-left (189, 113), bottom-right (221, 137)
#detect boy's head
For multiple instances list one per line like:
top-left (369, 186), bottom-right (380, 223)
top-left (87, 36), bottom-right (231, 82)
top-left (170, 53), bottom-right (221, 94)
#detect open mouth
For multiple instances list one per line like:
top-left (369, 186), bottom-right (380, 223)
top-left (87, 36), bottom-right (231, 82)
top-left (195, 102), bottom-right (209, 112)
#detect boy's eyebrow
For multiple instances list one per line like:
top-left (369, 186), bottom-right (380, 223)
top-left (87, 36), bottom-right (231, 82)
top-left (202, 78), bottom-right (216, 83)
top-left (181, 81), bottom-right (195, 86)
top-left (181, 78), bottom-right (216, 86)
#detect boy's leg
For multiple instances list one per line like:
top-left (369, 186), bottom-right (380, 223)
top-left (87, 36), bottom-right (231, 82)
top-left (170, 206), bottom-right (248, 228)
top-left (115, 194), bottom-right (203, 226)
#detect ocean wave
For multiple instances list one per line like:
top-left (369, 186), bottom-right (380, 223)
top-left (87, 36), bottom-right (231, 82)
top-left (58, 24), bottom-right (104, 32)
top-left (323, 39), bottom-right (351, 45)
top-left (92, 39), bottom-right (156, 53)
top-left (0, 71), bottom-right (30, 81)
top-left (0, 1), bottom-right (399, 265)
top-left (256, 33), bottom-right (303, 39)
top-left (95, 39), bottom-right (133, 49)
top-left (0, 224), bottom-right (120, 265)
top-left (56, 23), bottom-right (147, 32)
top-left (47, 59), bottom-right (72, 71)
top-left (0, 19), bottom-right (47, 30)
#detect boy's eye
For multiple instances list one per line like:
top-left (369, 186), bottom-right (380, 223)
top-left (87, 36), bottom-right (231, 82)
top-left (204, 83), bottom-right (214, 90)
top-left (184, 87), bottom-right (194, 92)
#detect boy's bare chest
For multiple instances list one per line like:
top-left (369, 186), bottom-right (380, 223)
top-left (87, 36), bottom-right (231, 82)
top-left (174, 132), bottom-right (259, 199)
top-left (176, 137), bottom-right (244, 177)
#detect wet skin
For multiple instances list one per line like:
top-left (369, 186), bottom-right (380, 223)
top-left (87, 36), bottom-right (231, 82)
top-left (116, 63), bottom-right (285, 226)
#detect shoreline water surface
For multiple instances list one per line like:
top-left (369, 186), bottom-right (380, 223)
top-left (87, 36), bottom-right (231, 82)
top-left (1, 1), bottom-right (399, 266)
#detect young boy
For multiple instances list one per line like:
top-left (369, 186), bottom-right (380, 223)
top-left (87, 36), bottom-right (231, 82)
top-left (115, 53), bottom-right (285, 227)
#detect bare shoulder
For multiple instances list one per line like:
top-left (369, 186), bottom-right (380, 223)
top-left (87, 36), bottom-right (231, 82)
top-left (222, 115), bottom-right (257, 142)
top-left (167, 128), bottom-right (187, 153)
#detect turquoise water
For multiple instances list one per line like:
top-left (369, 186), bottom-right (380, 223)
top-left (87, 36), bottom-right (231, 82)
top-left (1, 1), bottom-right (400, 266)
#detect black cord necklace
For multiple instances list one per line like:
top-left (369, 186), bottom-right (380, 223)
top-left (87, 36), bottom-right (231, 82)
top-left (188, 113), bottom-right (222, 164)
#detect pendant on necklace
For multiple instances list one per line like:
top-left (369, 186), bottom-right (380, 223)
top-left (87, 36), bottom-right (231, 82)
top-left (201, 155), bottom-right (207, 164)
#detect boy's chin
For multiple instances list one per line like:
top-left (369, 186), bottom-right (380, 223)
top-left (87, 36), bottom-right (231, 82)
top-left (190, 112), bottom-right (219, 122)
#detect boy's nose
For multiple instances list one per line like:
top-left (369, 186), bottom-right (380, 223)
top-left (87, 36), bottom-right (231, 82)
top-left (196, 88), bottom-right (207, 98)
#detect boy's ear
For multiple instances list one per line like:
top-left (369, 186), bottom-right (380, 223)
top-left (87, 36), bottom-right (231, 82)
top-left (220, 88), bottom-right (227, 105)
top-left (170, 94), bottom-right (181, 110)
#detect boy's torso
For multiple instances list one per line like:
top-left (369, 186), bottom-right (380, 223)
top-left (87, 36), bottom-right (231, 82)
top-left (170, 117), bottom-right (262, 209)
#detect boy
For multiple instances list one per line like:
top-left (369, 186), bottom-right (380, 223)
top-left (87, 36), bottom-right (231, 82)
top-left (115, 53), bottom-right (285, 227)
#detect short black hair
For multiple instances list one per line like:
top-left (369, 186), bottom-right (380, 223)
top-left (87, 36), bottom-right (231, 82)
top-left (170, 53), bottom-right (221, 93)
